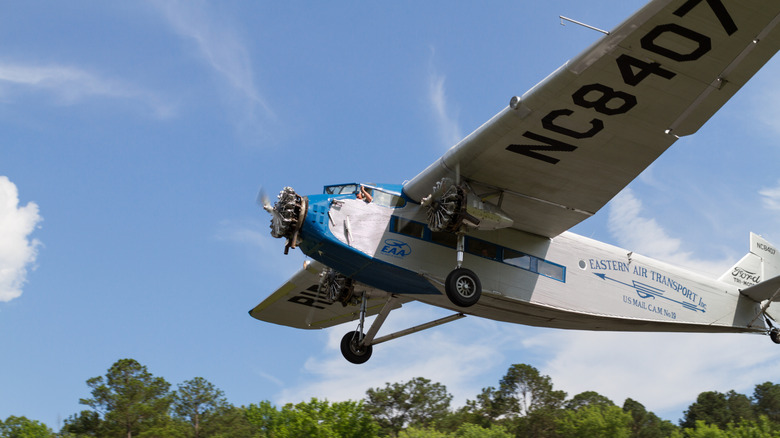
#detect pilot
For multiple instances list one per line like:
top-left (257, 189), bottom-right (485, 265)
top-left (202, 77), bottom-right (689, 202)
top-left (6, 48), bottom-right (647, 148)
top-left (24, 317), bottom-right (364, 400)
top-left (356, 185), bottom-right (373, 203)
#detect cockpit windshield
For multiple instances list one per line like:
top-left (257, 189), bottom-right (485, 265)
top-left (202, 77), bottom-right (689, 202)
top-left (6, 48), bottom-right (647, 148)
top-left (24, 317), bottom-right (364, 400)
top-left (323, 183), bottom-right (406, 208)
top-left (324, 184), bottom-right (359, 195)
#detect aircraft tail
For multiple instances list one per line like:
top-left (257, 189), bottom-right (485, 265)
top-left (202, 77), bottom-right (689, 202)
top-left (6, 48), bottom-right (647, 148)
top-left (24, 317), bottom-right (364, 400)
top-left (719, 233), bottom-right (780, 289)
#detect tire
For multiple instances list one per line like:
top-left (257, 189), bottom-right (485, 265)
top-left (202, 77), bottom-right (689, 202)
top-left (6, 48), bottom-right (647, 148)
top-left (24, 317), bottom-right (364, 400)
top-left (771, 329), bottom-right (780, 345)
top-left (340, 331), bottom-right (373, 364)
top-left (445, 268), bottom-right (481, 307)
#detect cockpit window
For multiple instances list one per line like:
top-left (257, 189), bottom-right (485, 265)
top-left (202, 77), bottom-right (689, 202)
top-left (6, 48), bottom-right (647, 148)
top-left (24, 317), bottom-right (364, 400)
top-left (324, 183), bottom-right (406, 208)
top-left (324, 184), bottom-right (358, 195)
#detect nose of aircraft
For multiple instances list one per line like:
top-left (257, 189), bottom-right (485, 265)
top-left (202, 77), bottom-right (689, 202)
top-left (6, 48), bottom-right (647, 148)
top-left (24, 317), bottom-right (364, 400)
top-left (260, 186), bottom-right (307, 254)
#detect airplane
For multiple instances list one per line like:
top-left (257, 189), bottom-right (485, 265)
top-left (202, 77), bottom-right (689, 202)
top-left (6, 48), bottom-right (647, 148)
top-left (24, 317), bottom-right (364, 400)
top-left (250, 0), bottom-right (780, 364)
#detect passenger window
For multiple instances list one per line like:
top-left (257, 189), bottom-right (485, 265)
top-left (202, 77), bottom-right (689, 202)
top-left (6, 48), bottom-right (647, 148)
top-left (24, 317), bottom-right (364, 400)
top-left (466, 239), bottom-right (498, 260)
top-left (503, 248), bottom-right (531, 270)
top-left (538, 259), bottom-right (565, 281)
top-left (393, 218), bottom-right (425, 239)
top-left (431, 231), bottom-right (457, 248)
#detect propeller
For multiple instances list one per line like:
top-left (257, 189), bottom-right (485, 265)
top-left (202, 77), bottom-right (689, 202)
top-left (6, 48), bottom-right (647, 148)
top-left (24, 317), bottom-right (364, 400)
top-left (256, 187), bottom-right (275, 214)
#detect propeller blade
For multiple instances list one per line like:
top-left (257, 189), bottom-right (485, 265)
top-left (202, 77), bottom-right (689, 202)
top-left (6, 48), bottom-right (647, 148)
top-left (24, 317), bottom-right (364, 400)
top-left (256, 188), bottom-right (274, 213)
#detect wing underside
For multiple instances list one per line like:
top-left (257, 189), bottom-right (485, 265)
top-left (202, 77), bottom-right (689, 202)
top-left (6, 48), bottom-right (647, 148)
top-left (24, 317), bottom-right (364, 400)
top-left (249, 261), bottom-right (408, 330)
top-left (404, 0), bottom-right (780, 238)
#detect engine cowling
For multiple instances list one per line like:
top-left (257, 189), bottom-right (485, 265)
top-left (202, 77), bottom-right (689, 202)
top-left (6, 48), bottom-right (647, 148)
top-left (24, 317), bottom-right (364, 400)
top-left (268, 186), bottom-right (307, 253)
top-left (421, 178), bottom-right (513, 232)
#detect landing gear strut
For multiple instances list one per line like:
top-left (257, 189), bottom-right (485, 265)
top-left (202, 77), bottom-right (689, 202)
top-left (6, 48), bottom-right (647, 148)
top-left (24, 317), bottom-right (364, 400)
top-left (340, 291), bottom-right (465, 364)
top-left (422, 178), bottom-right (487, 308)
top-left (442, 232), bottom-right (481, 307)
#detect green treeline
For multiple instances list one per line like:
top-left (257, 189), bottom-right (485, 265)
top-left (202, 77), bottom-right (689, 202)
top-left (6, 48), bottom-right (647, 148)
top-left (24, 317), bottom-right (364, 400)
top-left (3, 358), bottom-right (780, 437)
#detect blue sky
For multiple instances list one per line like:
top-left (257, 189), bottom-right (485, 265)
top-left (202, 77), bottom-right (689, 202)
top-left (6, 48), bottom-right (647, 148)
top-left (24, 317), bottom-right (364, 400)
top-left (3, 0), bottom-right (780, 429)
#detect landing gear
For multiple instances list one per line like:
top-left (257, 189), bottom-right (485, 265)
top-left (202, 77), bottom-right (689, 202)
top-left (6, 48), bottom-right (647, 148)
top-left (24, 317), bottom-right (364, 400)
top-left (441, 232), bottom-right (482, 308)
top-left (340, 331), bottom-right (373, 364)
top-left (421, 178), bottom-right (492, 308)
top-left (771, 328), bottom-right (780, 344)
top-left (445, 268), bottom-right (481, 307)
top-left (339, 291), bottom-right (466, 364)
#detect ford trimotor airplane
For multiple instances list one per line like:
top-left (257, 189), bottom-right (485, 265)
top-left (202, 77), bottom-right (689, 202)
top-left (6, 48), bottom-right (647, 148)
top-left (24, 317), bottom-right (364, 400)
top-left (251, 0), bottom-right (780, 364)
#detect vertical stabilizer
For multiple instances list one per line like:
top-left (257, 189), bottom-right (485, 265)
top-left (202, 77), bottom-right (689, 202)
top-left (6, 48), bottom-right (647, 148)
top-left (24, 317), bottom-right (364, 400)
top-left (719, 233), bottom-right (780, 288)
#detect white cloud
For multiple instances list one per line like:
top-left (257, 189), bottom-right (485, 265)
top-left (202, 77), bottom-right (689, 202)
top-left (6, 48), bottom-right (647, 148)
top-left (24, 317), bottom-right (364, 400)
top-left (0, 62), bottom-right (175, 118)
top-left (154, 0), bottom-right (274, 137)
top-left (0, 176), bottom-right (42, 302)
top-left (759, 180), bottom-right (780, 211)
top-left (538, 330), bottom-right (780, 418)
top-left (427, 53), bottom-right (462, 150)
top-left (273, 305), bottom-right (517, 408)
top-left (608, 188), bottom-right (732, 276)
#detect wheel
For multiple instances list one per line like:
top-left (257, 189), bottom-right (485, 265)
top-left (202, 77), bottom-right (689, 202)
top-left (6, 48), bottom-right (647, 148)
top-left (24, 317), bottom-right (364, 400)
top-left (445, 268), bottom-right (481, 307)
top-left (340, 331), bottom-right (373, 364)
top-left (771, 329), bottom-right (780, 344)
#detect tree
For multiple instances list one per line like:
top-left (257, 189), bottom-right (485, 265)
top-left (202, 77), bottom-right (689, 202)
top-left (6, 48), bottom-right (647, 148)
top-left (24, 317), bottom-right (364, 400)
top-left (497, 364), bottom-right (566, 417)
top-left (565, 391), bottom-right (615, 411)
top-left (674, 420), bottom-right (728, 438)
top-left (198, 405), bottom-right (254, 438)
top-left (681, 390), bottom-right (754, 429)
top-left (246, 398), bottom-right (379, 438)
top-left (495, 364), bottom-right (566, 437)
top-left (555, 404), bottom-right (633, 438)
top-left (622, 398), bottom-right (678, 438)
top-left (724, 415), bottom-right (779, 438)
top-left (459, 387), bottom-right (504, 428)
top-left (173, 377), bottom-right (227, 438)
top-left (365, 377), bottom-right (452, 436)
top-left (453, 423), bottom-right (512, 438)
top-left (754, 382), bottom-right (780, 424)
top-left (0, 416), bottom-right (53, 438)
top-left (61, 410), bottom-right (101, 437)
top-left (79, 358), bottom-right (173, 438)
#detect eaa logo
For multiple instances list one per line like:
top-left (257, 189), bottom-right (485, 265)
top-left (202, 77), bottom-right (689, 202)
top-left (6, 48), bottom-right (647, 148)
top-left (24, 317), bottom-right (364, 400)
top-left (381, 239), bottom-right (411, 258)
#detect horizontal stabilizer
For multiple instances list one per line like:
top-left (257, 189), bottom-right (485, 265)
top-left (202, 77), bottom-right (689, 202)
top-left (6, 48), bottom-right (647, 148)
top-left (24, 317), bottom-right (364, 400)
top-left (740, 274), bottom-right (780, 303)
top-left (249, 261), bottom-right (407, 330)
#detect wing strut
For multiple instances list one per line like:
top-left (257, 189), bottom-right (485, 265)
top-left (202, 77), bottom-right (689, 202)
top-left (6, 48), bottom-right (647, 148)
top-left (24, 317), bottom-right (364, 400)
top-left (747, 286), bottom-right (780, 327)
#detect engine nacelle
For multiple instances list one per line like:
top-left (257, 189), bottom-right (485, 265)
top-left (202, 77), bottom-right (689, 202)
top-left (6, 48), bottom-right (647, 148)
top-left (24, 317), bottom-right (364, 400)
top-left (421, 178), bottom-right (513, 232)
top-left (268, 186), bottom-right (307, 254)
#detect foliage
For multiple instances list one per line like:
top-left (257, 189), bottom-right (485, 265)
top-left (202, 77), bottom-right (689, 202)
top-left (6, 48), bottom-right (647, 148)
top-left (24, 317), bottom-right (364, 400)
top-left (245, 398), bottom-right (379, 438)
top-left (173, 377), bottom-right (228, 438)
top-left (0, 416), bottom-right (53, 438)
top-left (755, 383), bottom-right (780, 424)
top-left (79, 358), bottom-right (173, 437)
top-left (401, 423), bottom-right (511, 438)
top-left (6, 357), bottom-right (780, 438)
top-left (565, 391), bottom-right (615, 411)
top-left (681, 390), bottom-right (756, 429)
top-left (453, 423), bottom-right (512, 438)
top-left (61, 410), bottom-right (101, 437)
top-left (497, 363), bottom-right (566, 417)
top-left (623, 398), bottom-right (678, 438)
top-left (365, 377), bottom-right (452, 436)
top-left (555, 404), bottom-right (633, 438)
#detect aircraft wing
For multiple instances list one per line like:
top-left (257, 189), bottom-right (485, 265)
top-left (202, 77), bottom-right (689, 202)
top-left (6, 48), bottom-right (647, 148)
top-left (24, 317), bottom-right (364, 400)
top-left (249, 261), bottom-right (408, 329)
top-left (404, 0), bottom-right (780, 238)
